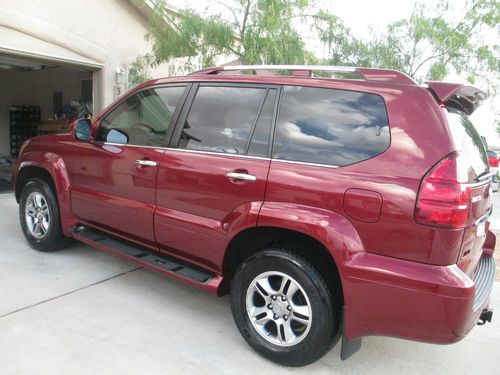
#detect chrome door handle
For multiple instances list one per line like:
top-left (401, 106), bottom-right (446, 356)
top-left (135, 159), bottom-right (158, 167)
top-left (226, 172), bottom-right (257, 181)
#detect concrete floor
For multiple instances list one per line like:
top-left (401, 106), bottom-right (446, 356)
top-left (1, 192), bottom-right (499, 375)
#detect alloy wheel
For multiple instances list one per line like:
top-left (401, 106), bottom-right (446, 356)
top-left (245, 271), bottom-right (312, 347)
top-left (25, 191), bottom-right (51, 239)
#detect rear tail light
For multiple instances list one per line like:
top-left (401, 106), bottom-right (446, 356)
top-left (415, 153), bottom-right (471, 229)
top-left (488, 156), bottom-right (499, 167)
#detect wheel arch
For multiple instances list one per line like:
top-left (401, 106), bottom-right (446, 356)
top-left (221, 201), bottom-right (367, 299)
top-left (222, 226), bottom-right (344, 304)
top-left (15, 166), bottom-right (55, 202)
top-left (15, 154), bottom-right (77, 236)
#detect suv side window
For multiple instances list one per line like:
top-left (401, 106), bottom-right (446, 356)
top-left (97, 85), bottom-right (186, 147)
top-left (178, 85), bottom-right (273, 155)
top-left (273, 85), bottom-right (390, 166)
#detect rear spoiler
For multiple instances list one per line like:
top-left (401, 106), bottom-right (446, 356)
top-left (425, 81), bottom-right (487, 115)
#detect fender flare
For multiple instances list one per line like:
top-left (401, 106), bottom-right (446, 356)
top-left (257, 201), bottom-right (371, 338)
top-left (16, 151), bottom-right (78, 236)
top-left (257, 201), bottom-right (366, 265)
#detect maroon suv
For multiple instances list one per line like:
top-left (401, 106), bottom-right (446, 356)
top-left (13, 65), bottom-right (496, 366)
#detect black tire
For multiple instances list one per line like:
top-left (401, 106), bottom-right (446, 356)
top-left (230, 248), bottom-right (340, 367)
top-left (19, 178), bottom-right (73, 252)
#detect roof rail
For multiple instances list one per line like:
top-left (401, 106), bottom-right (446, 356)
top-left (189, 65), bottom-right (416, 85)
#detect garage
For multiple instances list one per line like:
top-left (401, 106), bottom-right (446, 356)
top-left (0, 54), bottom-right (98, 191)
top-left (0, 0), bottom-right (177, 192)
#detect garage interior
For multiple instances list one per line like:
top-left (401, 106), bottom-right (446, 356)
top-left (0, 54), bottom-right (94, 191)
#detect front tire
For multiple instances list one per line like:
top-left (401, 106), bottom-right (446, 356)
top-left (19, 178), bottom-right (72, 252)
top-left (230, 249), bottom-right (340, 367)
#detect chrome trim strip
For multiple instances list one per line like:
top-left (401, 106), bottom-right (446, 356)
top-left (476, 171), bottom-right (496, 182)
top-left (223, 65), bottom-right (356, 73)
top-left (475, 208), bottom-right (492, 226)
top-left (98, 142), bottom-right (165, 150)
top-left (98, 142), bottom-right (341, 168)
top-left (163, 147), bottom-right (271, 161)
top-left (271, 158), bottom-right (339, 169)
top-left (465, 178), bottom-right (493, 188)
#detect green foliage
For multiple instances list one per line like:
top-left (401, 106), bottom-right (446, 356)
top-left (317, 0), bottom-right (499, 90)
top-left (135, 0), bottom-right (498, 91)
top-left (128, 53), bottom-right (155, 87)
top-left (141, 0), bottom-right (319, 68)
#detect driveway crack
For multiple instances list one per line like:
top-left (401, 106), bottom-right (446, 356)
top-left (0, 266), bottom-right (142, 319)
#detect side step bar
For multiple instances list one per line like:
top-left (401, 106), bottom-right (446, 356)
top-left (73, 226), bottom-right (223, 295)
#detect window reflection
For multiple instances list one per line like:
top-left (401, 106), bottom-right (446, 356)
top-left (179, 86), bottom-right (267, 154)
top-left (98, 86), bottom-right (185, 147)
top-left (274, 86), bottom-right (390, 166)
top-left (446, 109), bottom-right (488, 180)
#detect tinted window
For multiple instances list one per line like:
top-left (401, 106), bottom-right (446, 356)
top-left (97, 86), bottom-right (185, 146)
top-left (446, 109), bottom-right (488, 180)
top-left (273, 86), bottom-right (390, 166)
top-left (247, 89), bottom-right (276, 157)
top-left (179, 86), bottom-right (267, 154)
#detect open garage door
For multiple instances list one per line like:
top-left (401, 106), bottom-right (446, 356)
top-left (0, 54), bottom-right (97, 191)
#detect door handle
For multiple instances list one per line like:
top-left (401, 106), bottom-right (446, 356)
top-left (226, 172), bottom-right (257, 181)
top-left (135, 159), bottom-right (158, 167)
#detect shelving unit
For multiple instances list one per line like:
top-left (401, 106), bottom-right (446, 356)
top-left (9, 105), bottom-right (40, 158)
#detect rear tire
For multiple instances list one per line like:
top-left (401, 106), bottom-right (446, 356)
top-left (19, 178), bottom-right (73, 252)
top-left (230, 248), bottom-right (340, 367)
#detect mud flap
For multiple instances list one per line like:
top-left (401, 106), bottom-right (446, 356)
top-left (340, 307), bottom-right (362, 360)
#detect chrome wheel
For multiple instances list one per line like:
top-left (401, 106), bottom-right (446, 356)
top-left (25, 192), bottom-right (51, 239)
top-left (246, 271), bottom-right (312, 347)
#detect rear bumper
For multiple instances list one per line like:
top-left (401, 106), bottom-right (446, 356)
top-left (342, 246), bottom-right (496, 343)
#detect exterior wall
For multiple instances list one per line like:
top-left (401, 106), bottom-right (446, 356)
top-left (0, 68), bottom-right (89, 155)
top-left (0, 0), bottom-right (171, 114)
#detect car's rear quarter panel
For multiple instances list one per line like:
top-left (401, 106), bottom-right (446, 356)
top-left (264, 83), bottom-right (457, 265)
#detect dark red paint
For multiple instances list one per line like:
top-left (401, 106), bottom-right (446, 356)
top-left (12, 70), bottom-right (495, 347)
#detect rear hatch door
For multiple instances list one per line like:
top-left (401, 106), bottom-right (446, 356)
top-left (432, 83), bottom-right (492, 276)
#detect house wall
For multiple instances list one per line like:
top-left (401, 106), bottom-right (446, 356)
top-left (0, 0), bottom-right (171, 113)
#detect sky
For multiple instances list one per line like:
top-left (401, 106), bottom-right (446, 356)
top-left (169, 0), bottom-right (499, 145)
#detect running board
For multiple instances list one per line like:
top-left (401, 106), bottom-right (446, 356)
top-left (73, 226), bottom-right (222, 295)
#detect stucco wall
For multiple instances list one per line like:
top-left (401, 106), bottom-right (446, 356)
top-left (0, 0), bottom-right (171, 113)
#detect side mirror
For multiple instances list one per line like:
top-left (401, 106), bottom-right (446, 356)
top-left (74, 119), bottom-right (92, 142)
top-left (107, 129), bottom-right (128, 145)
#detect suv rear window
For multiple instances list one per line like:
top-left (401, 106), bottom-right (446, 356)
top-left (273, 86), bottom-right (390, 166)
top-left (445, 108), bottom-right (488, 180)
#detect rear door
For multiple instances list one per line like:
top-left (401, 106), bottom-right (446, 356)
top-left (69, 84), bottom-right (188, 246)
top-left (154, 83), bottom-right (278, 270)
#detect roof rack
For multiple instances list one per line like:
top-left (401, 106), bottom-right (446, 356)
top-left (190, 65), bottom-right (416, 85)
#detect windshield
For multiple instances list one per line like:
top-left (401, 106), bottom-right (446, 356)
top-left (445, 108), bottom-right (489, 181)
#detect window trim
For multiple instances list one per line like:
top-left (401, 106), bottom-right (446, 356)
top-left (93, 83), bottom-right (191, 148)
top-left (270, 84), bottom-right (391, 168)
top-left (169, 82), bottom-right (281, 157)
top-left (244, 88), bottom-right (270, 155)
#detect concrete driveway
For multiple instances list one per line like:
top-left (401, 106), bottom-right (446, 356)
top-left (1, 192), bottom-right (499, 374)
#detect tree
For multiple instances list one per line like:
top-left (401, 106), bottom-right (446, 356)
top-left (133, 0), bottom-right (499, 91)
top-left (134, 0), bottom-right (319, 72)
top-left (317, 0), bottom-right (499, 89)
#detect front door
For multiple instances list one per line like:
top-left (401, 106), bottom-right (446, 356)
top-left (68, 84), bottom-right (187, 246)
top-left (154, 84), bottom-right (278, 270)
